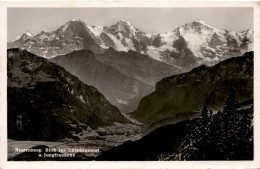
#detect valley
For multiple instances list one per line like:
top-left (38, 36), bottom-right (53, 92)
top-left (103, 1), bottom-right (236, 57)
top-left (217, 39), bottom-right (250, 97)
top-left (8, 122), bottom-right (141, 160)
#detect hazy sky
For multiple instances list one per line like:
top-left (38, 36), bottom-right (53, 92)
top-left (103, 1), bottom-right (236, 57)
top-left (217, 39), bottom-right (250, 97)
top-left (8, 8), bottom-right (253, 41)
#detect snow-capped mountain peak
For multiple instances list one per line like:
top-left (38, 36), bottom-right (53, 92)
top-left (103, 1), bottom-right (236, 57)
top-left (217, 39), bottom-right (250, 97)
top-left (197, 20), bottom-right (218, 29)
top-left (178, 20), bottom-right (216, 34)
top-left (8, 19), bottom-right (253, 71)
top-left (59, 18), bottom-right (88, 33)
top-left (117, 19), bottom-right (132, 26)
top-left (110, 19), bottom-right (140, 37)
top-left (19, 31), bottom-right (33, 41)
top-left (68, 18), bottom-right (86, 26)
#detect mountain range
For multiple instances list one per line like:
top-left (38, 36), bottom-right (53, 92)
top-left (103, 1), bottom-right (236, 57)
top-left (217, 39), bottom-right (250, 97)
top-left (8, 19), bottom-right (253, 114)
top-left (8, 19), bottom-right (253, 71)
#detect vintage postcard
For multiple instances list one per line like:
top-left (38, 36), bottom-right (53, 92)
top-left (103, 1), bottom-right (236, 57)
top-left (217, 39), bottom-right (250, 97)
top-left (0, 1), bottom-right (260, 169)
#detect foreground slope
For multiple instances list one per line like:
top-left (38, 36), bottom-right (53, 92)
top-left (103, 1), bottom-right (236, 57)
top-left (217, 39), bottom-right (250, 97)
top-left (131, 52), bottom-right (253, 131)
top-left (96, 100), bottom-right (253, 160)
top-left (7, 48), bottom-right (129, 141)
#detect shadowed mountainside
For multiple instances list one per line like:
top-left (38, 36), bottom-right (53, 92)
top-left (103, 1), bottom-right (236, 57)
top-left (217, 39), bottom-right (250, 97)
top-left (131, 52), bottom-right (253, 132)
top-left (8, 48), bottom-right (129, 141)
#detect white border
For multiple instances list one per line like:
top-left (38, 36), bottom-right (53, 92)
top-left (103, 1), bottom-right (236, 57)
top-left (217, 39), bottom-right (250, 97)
top-left (0, 1), bottom-right (260, 169)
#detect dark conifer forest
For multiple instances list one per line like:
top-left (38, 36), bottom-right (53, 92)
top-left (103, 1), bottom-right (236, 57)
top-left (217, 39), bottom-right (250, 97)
top-left (180, 87), bottom-right (253, 160)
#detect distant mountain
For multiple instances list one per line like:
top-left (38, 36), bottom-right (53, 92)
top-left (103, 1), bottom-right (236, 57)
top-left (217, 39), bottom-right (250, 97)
top-left (7, 48), bottom-right (129, 141)
top-left (131, 52), bottom-right (253, 132)
top-left (8, 19), bottom-right (103, 58)
top-left (50, 48), bottom-right (180, 113)
top-left (8, 19), bottom-right (253, 71)
top-left (159, 21), bottom-right (253, 70)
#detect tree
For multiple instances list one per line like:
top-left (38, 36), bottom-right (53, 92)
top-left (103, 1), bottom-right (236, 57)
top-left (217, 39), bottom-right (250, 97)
top-left (195, 106), bottom-right (216, 159)
top-left (221, 86), bottom-right (238, 159)
top-left (208, 110), bottom-right (225, 159)
top-left (237, 107), bottom-right (253, 159)
top-left (222, 86), bottom-right (237, 124)
top-left (181, 119), bottom-right (199, 160)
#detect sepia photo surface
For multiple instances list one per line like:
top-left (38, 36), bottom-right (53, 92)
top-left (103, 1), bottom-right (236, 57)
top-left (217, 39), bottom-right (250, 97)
top-left (0, 1), bottom-right (260, 169)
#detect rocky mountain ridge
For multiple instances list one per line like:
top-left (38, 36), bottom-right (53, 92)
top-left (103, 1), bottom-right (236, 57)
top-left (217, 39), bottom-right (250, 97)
top-left (8, 19), bottom-right (253, 71)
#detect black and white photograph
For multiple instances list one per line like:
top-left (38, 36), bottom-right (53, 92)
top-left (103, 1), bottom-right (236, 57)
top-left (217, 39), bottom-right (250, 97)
top-left (0, 1), bottom-right (260, 168)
